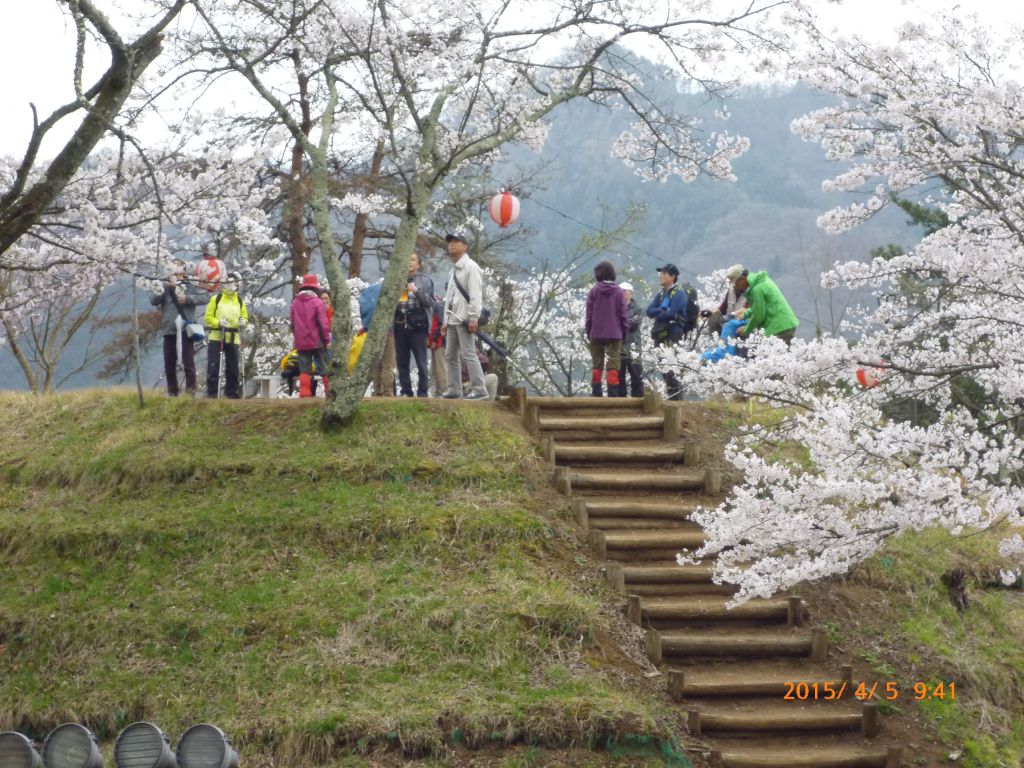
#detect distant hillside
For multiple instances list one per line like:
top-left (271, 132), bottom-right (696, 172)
top-left (497, 82), bottom-right (918, 332)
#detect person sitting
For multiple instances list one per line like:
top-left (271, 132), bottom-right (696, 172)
top-left (733, 270), bottom-right (799, 345)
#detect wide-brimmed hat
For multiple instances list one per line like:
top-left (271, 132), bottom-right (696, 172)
top-left (619, 281), bottom-right (634, 292)
top-left (300, 274), bottom-right (320, 291)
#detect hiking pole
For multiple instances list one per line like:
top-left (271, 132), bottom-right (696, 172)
top-left (239, 325), bottom-right (246, 400)
top-left (218, 334), bottom-right (225, 399)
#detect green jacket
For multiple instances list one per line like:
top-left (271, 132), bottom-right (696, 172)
top-left (742, 271), bottom-right (798, 337)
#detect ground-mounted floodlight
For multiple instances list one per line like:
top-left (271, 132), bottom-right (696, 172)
top-left (175, 726), bottom-right (237, 768)
top-left (113, 723), bottom-right (176, 768)
top-left (41, 724), bottom-right (103, 768)
top-left (0, 731), bottom-right (42, 768)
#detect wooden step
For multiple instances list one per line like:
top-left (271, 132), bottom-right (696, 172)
top-left (582, 498), bottom-right (700, 519)
top-left (590, 529), bottom-right (706, 561)
top-left (690, 702), bottom-right (877, 736)
top-left (523, 396), bottom-right (648, 409)
top-left (608, 563), bottom-right (717, 593)
top-left (588, 517), bottom-right (698, 530)
top-left (539, 415), bottom-right (665, 432)
top-left (646, 627), bottom-right (828, 663)
top-left (549, 443), bottom-right (689, 465)
top-left (711, 744), bottom-right (901, 768)
top-left (628, 595), bottom-right (797, 627)
top-left (568, 468), bottom-right (704, 492)
top-left (668, 663), bottom-right (852, 699)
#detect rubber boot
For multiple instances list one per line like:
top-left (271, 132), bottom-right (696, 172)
top-left (299, 372), bottom-right (313, 398)
top-left (606, 368), bottom-right (624, 397)
top-left (591, 368), bottom-right (603, 397)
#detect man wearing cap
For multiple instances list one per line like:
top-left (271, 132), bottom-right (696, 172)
top-left (441, 234), bottom-right (489, 400)
top-left (734, 270), bottom-right (799, 345)
top-left (290, 274), bottom-right (330, 398)
top-left (704, 264), bottom-right (749, 336)
top-left (618, 282), bottom-right (644, 397)
top-left (646, 263), bottom-right (688, 399)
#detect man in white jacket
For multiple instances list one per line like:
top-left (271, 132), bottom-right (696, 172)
top-left (441, 233), bottom-right (489, 400)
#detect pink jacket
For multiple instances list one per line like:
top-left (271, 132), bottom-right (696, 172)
top-left (291, 290), bottom-right (329, 351)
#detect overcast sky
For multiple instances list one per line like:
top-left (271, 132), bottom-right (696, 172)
top-left (2, 0), bottom-right (1022, 160)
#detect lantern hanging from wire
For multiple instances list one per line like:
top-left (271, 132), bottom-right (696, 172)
top-left (488, 191), bottom-right (520, 228)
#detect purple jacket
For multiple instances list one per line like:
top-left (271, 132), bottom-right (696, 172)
top-left (291, 289), bottom-right (329, 352)
top-left (586, 281), bottom-right (629, 341)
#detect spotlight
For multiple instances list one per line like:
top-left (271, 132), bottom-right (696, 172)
top-left (175, 725), bottom-right (237, 768)
top-left (42, 724), bottom-right (102, 768)
top-left (0, 731), bottom-right (42, 768)
top-left (114, 723), bottom-right (176, 768)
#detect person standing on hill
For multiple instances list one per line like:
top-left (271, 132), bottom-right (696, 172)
top-left (618, 281), bottom-right (645, 397)
top-left (585, 261), bottom-right (629, 397)
top-left (393, 252), bottom-right (435, 397)
top-left (204, 271), bottom-right (248, 399)
top-left (441, 233), bottom-right (489, 400)
top-left (734, 270), bottom-right (799, 345)
top-left (646, 263), bottom-right (688, 400)
top-left (290, 274), bottom-right (330, 398)
top-left (151, 257), bottom-right (203, 397)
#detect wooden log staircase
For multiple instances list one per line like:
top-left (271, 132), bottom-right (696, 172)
top-left (507, 390), bottom-right (903, 768)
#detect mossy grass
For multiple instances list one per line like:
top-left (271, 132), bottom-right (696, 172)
top-left (854, 527), bottom-right (1024, 767)
top-left (0, 391), bottom-right (680, 765)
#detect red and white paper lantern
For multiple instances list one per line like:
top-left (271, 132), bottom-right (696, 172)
top-left (488, 191), bottom-right (520, 228)
top-left (855, 367), bottom-right (882, 388)
top-left (195, 256), bottom-right (226, 292)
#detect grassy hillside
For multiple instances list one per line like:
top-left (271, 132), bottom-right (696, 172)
top-left (0, 392), bottom-right (682, 766)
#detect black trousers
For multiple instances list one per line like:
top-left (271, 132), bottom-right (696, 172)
top-left (619, 354), bottom-right (644, 397)
top-left (394, 323), bottom-right (429, 397)
top-left (163, 334), bottom-right (196, 395)
top-left (207, 342), bottom-right (241, 398)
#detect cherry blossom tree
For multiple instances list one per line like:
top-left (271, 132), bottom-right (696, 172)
top-left (0, 142), bottom-right (278, 392)
top-left (0, 0), bottom-right (188, 258)
top-left (180, 0), bottom-right (790, 427)
top-left (671, 11), bottom-right (1024, 603)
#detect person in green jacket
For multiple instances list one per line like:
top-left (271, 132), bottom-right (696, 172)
top-left (733, 270), bottom-right (798, 345)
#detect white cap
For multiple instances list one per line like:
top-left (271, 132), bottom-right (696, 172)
top-left (619, 281), bottom-right (633, 292)
top-left (725, 264), bottom-right (745, 283)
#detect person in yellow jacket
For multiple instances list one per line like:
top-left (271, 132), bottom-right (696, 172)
top-left (204, 271), bottom-right (249, 398)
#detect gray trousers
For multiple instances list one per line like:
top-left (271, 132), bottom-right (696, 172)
top-left (444, 323), bottom-right (488, 397)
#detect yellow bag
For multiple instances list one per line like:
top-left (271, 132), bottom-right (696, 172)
top-left (348, 331), bottom-right (367, 373)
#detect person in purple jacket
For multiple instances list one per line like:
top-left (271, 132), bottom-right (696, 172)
top-left (290, 274), bottom-right (331, 398)
top-left (585, 261), bottom-right (630, 397)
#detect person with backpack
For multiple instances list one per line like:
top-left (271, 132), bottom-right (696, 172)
top-left (645, 263), bottom-right (696, 400)
top-left (204, 271), bottom-right (248, 399)
top-left (441, 233), bottom-right (489, 400)
top-left (393, 252), bottom-right (435, 397)
top-left (427, 298), bottom-right (448, 397)
top-left (733, 270), bottom-right (799, 345)
top-left (618, 281), bottom-right (645, 397)
top-left (585, 261), bottom-right (629, 397)
top-left (290, 274), bottom-right (330, 398)
top-left (151, 257), bottom-right (203, 397)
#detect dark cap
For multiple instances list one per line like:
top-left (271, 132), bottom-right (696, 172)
top-left (656, 263), bottom-right (679, 278)
top-left (445, 233), bottom-right (468, 244)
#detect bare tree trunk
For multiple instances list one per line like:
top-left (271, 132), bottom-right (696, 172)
top-left (286, 49), bottom-right (313, 292)
top-left (491, 279), bottom-right (515, 395)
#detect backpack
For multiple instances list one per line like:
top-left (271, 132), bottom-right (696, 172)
top-left (679, 282), bottom-right (699, 334)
